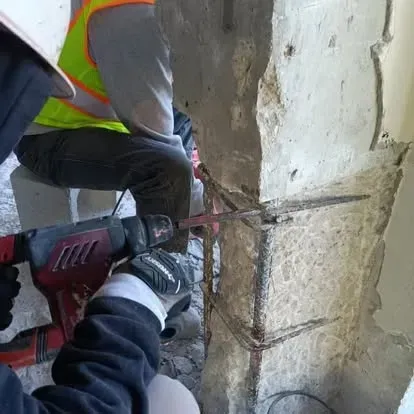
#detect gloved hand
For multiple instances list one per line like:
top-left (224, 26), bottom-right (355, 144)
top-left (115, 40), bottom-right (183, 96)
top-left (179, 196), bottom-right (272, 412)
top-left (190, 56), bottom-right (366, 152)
top-left (95, 249), bottom-right (191, 331)
top-left (124, 249), bottom-right (190, 296)
top-left (0, 265), bottom-right (21, 330)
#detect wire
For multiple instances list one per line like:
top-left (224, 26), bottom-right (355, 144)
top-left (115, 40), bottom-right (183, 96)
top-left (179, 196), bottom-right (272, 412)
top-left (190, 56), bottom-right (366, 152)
top-left (112, 189), bottom-right (127, 216)
top-left (266, 390), bottom-right (337, 414)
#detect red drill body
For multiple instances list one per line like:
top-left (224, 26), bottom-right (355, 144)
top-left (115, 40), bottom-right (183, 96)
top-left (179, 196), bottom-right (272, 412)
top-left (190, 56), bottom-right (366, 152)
top-left (0, 214), bottom-right (173, 369)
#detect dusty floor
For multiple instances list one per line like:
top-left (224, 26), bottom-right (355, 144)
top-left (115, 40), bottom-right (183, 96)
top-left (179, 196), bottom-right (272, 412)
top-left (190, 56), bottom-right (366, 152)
top-left (0, 154), bottom-right (214, 400)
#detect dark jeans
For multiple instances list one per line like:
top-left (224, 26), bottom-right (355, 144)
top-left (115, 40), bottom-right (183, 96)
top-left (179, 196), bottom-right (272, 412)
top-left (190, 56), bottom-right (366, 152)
top-left (15, 110), bottom-right (195, 253)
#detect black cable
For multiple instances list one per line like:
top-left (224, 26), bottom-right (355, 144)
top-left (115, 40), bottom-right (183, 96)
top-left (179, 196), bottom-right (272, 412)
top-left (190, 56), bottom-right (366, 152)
top-left (112, 189), bottom-right (127, 216)
top-left (266, 390), bottom-right (337, 414)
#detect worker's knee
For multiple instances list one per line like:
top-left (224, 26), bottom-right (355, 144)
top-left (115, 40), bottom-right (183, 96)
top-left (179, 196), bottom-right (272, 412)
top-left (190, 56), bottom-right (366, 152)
top-left (147, 374), bottom-right (200, 414)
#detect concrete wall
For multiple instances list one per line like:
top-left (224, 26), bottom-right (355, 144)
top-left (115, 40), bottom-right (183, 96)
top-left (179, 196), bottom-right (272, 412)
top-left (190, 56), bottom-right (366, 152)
top-left (158, 0), bottom-right (273, 200)
top-left (159, 0), bottom-right (414, 412)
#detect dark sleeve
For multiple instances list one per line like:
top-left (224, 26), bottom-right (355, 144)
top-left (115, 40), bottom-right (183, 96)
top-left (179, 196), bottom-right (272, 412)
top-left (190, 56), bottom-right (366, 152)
top-left (0, 297), bottom-right (161, 414)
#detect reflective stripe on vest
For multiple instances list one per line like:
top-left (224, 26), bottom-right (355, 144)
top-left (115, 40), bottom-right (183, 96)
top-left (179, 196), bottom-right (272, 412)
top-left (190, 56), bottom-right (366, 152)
top-left (68, 78), bottom-right (118, 120)
top-left (34, 0), bottom-right (155, 133)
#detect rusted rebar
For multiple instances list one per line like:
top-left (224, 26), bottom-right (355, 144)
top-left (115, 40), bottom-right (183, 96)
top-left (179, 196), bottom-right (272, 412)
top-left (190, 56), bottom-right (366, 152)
top-left (202, 174), bottom-right (215, 358)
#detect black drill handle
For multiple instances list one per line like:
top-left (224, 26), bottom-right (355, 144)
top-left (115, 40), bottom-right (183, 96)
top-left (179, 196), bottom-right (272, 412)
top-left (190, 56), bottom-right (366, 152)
top-left (121, 215), bottom-right (174, 256)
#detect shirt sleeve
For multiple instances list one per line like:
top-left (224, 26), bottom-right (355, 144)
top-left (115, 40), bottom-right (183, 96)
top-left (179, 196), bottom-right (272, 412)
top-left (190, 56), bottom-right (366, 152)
top-left (0, 297), bottom-right (161, 414)
top-left (88, 4), bottom-right (185, 150)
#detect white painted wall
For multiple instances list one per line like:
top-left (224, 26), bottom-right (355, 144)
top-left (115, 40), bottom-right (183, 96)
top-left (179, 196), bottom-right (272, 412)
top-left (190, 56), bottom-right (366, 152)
top-left (398, 374), bottom-right (414, 414)
top-left (382, 0), bottom-right (414, 143)
top-left (374, 149), bottom-right (414, 338)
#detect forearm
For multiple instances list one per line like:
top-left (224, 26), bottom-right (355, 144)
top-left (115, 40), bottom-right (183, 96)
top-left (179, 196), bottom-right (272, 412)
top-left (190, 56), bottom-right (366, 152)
top-left (0, 297), bottom-right (161, 414)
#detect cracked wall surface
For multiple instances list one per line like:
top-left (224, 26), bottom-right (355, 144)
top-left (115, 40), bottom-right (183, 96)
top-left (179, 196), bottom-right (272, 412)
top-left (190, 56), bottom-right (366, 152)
top-left (159, 0), bottom-right (414, 412)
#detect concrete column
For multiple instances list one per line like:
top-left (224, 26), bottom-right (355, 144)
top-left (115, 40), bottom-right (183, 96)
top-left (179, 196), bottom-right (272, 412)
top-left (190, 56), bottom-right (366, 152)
top-left (159, 0), bottom-right (414, 412)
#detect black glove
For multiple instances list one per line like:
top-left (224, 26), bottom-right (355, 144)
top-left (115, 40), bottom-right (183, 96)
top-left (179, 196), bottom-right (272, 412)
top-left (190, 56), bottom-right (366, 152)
top-left (127, 249), bottom-right (190, 295)
top-left (0, 265), bottom-right (20, 330)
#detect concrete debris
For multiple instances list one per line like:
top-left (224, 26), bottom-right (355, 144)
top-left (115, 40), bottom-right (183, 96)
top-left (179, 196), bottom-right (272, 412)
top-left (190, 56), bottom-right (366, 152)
top-left (172, 356), bottom-right (194, 375)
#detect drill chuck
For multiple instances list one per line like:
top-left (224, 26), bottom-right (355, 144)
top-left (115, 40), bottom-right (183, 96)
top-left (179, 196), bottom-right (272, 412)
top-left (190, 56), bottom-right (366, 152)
top-left (121, 215), bottom-right (174, 256)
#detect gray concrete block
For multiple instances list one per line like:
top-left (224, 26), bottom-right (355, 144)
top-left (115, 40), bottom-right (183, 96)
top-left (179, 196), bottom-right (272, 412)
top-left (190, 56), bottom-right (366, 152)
top-left (77, 188), bottom-right (117, 221)
top-left (10, 165), bottom-right (116, 230)
top-left (11, 166), bottom-right (73, 230)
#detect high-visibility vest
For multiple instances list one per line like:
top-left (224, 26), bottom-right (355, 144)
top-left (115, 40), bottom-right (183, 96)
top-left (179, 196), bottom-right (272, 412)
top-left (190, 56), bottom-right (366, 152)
top-left (34, 0), bottom-right (155, 134)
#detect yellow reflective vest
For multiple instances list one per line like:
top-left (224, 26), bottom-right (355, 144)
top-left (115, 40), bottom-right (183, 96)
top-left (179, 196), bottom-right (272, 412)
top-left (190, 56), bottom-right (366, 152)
top-left (35, 0), bottom-right (155, 134)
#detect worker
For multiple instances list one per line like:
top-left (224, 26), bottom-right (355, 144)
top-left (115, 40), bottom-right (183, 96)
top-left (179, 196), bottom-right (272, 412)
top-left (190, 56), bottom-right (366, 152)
top-left (0, 1), bottom-right (199, 412)
top-left (14, 0), bottom-right (206, 253)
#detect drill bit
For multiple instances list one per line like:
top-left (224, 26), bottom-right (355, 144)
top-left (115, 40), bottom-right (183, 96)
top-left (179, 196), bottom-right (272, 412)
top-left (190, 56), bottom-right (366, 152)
top-left (176, 194), bottom-right (370, 230)
top-left (176, 209), bottom-right (261, 230)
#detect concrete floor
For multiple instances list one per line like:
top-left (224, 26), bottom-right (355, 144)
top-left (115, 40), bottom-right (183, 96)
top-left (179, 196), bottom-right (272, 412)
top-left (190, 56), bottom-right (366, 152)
top-left (0, 154), bottom-right (211, 398)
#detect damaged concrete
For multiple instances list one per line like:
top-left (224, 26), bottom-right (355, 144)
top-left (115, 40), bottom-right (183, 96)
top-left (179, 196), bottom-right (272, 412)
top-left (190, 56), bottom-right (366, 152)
top-left (159, 0), bottom-right (414, 412)
top-left (201, 147), bottom-right (408, 414)
top-left (261, 151), bottom-right (407, 413)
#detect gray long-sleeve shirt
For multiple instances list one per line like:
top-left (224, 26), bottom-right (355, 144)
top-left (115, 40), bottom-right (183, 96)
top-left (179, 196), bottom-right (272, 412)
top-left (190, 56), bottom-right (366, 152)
top-left (27, 4), bottom-right (184, 150)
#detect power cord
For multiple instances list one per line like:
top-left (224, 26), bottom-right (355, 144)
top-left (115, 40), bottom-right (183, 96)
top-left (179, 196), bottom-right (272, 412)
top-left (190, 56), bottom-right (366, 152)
top-left (112, 189), bottom-right (127, 216)
top-left (266, 390), bottom-right (337, 414)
